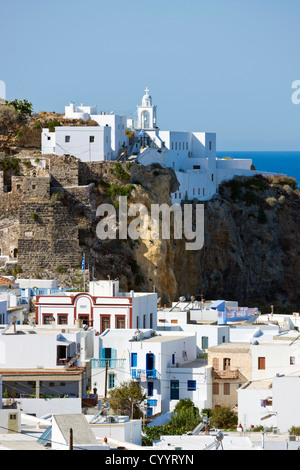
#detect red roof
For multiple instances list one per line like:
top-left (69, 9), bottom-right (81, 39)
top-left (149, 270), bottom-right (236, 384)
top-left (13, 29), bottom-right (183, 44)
top-left (0, 276), bottom-right (15, 286)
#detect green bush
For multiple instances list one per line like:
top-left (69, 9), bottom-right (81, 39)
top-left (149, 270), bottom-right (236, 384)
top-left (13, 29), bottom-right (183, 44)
top-left (45, 119), bottom-right (61, 132)
top-left (7, 99), bottom-right (33, 116)
top-left (209, 407), bottom-right (238, 429)
top-left (106, 183), bottom-right (134, 200)
top-left (0, 156), bottom-right (21, 174)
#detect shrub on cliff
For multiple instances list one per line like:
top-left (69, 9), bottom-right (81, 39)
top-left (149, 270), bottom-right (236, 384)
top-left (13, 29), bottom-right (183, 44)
top-left (7, 99), bottom-right (33, 116)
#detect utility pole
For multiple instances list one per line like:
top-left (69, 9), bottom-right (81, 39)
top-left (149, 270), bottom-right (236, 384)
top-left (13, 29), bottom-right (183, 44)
top-left (69, 428), bottom-right (73, 450)
top-left (104, 360), bottom-right (108, 400)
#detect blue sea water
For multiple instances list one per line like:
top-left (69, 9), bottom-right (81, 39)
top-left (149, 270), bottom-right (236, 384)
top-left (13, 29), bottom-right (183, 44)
top-left (216, 151), bottom-right (300, 187)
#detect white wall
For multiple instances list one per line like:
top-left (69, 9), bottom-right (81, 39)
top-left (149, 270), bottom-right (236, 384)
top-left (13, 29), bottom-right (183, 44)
top-left (19, 398), bottom-right (82, 418)
top-left (251, 342), bottom-right (300, 381)
top-left (237, 386), bottom-right (276, 430)
top-left (42, 126), bottom-right (112, 162)
top-left (90, 419), bottom-right (142, 446)
top-left (91, 114), bottom-right (129, 159)
top-left (273, 376), bottom-right (300, 432)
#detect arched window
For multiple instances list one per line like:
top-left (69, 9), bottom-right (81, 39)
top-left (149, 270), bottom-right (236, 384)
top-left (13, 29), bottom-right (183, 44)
top-left (141, 110), bottom-right (150, 129)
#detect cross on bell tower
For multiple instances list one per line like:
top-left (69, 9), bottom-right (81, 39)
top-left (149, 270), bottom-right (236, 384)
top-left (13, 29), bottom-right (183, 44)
top-left (137, 87), bottom-right (158, 130)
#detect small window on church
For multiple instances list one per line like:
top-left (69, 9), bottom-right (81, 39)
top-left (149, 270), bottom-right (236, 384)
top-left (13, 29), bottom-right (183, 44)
top-left (175, 193), bottom-right (177, 199)
top-left (65, 136), bottom-right (70, 143)
top-left (90, 136), bottom-right (95, 143)
top-left (179, 142), bottom-right (181, 150)
top-left (212, 174), bottom-right (214, 182)
top-left (175, 142), bottom-right (177, 150)
top-left (186, 142), bottom-right (188, 150)
top-left (171, 142), bottom-right (174, 150)
top-left (209, 141), bottom-right (212, 150)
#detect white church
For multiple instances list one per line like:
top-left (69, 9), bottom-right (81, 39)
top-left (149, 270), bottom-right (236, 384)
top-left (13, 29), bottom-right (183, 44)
top-left (41, 87), bottom-right (278, 203)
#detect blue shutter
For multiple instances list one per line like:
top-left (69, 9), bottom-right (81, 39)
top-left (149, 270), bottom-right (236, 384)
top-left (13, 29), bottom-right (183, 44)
top-left (131, 352), bottom-right (137, 368)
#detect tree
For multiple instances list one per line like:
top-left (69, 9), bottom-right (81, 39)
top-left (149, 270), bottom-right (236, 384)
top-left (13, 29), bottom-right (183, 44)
top-left (210, 407), bottom-right (238, 429)
top-left (108, 380), bottom-right (147, 419)
top-left (7, 99), bottom-right (33, 116)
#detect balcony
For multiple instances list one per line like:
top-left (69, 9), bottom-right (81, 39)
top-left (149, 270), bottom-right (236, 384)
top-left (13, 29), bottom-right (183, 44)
top-left (131, 369), bottom-right (158, 380)
top-left (213, 369), bottom-right (239, 380)
top-left (91, 358), bottom-right (126, 369)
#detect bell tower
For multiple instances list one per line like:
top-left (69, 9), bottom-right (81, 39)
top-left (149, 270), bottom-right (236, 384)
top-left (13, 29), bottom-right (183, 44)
top-left (137, 87), bottom-right (158, 130)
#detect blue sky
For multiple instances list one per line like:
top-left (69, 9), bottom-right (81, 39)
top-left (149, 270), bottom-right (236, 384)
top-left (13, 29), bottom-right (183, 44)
top-left (1, 0), bottom-right (300, 150)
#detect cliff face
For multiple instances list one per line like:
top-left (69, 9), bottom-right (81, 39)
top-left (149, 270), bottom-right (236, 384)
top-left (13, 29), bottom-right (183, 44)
top-left (79, 165), bottom-right (300, 312)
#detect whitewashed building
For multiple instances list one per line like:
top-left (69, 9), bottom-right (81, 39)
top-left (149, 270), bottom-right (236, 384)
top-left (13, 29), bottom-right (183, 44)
top-left (127, 88), bottom-right (282, 203)
top-left (42, 125), bottom-right (112, 162)
top-left (35, 280), bottom-right (157, 333)
top-left (238, 375), bottom-right (300, 433)
top-left (92, 329), bottom-right (212, 416)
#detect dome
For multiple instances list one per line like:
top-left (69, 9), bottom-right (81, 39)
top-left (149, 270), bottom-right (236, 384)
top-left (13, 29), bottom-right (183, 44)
top-left (141, 87), bottom-right (152, 106)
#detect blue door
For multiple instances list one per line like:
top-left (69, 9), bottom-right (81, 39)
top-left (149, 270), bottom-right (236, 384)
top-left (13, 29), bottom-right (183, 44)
top-left (146, 353), bottom-right (155, 371)
top-left (170, 380), bottom-right (179, 400)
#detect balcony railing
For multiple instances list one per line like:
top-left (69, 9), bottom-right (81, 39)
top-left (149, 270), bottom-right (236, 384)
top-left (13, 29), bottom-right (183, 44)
top-left (213, 369), bottom-right (239, 380)
top-left (91, 358), bottom-right (126, 369)
top-left (131, 369), bottom-right (158, 380)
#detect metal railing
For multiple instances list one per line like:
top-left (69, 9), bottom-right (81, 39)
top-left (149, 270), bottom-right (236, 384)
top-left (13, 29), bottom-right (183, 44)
top-left (131, 369), bottom-right (158, 379)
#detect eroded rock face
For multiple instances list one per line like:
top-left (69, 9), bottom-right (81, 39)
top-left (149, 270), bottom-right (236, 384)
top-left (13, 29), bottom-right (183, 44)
top-left (0, 151), bottom-right (299, 311)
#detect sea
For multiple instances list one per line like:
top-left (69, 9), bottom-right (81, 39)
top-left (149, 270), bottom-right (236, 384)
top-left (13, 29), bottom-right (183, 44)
top-left (216, 151), bottom-right (300, 187)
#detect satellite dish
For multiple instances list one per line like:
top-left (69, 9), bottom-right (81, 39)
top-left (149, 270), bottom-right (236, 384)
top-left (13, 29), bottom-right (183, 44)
top-left (179, 296), bottom-right (186, 302)
top-left (103, 402), bottom-right (110, 410)
top-left (157, 297), bottom-right (161, 304)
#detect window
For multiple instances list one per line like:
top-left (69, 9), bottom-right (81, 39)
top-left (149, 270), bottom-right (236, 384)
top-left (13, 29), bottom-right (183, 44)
top-left (147, 381), bottom-right (154, 397)
top-left (212, 174), bottom-right (214, 182)
top-left (131, 352), bottom-right (137, 368)
top-left (186, 143), bottom-right (188, 150)
top-left (170, 380), bottom-right (179, 400)
top-left (175, 142), bottom-right (177, 150)
top-left (108, 374), bottom-right (115, 389)
top-left (187, 380), bottom-right (196, 391)
top-left (223, 358), bottom-right (231, 370)
top-left (116, 316), bottom-right (125, 329)
top-left (198, 188), bottom-right (200, 195)
top-left (193, 188), bottom-right (195, 195)
top-left (290, 356), bottom-right (296, 365)
top-left (212, 358), bottom-right (219, 370)
top-left (47, 136), bottom-right (51, 141)
top-left (100, 315), bottom-right (110, 333)
top-left (43, 314), bottom-right (53, 325)
top-left (213, 382), bottom-right (219, 394)
top-left (175, 193), bottom-right (177, 199)
top-left (90, 136), bottom-right (95, 143)
top-left (58, 314), bottom-right (68, 325)
top-left (179, 142), bottom-right (181, 150)
top-left (209, 141), bottom-right (212, 150)
top-left (150, 313), bottom-right (153, 329)
top-left (65, 136), bottom-right (70, 143)
top-left (258, 357), bottom-right (266, 370)
top-left (179, 193), bottom-right (181, 198)
top-left (143, 314), bottom-right (146, 329)
top-left (172, 353), bottom-right (175, 365)
top-left (201, 336), bottom-right (209, 349)
top-left (171, 142), bottom-right (174, 150)
top-left (224, 383), bottom-right (230, 395)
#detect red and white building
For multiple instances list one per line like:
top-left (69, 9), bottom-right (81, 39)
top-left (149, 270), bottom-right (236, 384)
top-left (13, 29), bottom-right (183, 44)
top-left (35, 280), bottom-right (157, 333)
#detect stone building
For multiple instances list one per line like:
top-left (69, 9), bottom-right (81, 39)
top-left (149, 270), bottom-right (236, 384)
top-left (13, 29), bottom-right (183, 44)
top-left (207, 343), bottom-right (251, 409)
